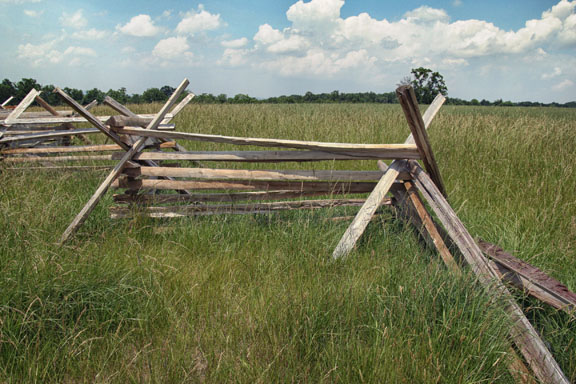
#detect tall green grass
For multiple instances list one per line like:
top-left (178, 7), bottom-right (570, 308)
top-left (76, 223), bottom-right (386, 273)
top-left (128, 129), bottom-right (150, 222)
top-left (0, 104), bottom-right (574, 382)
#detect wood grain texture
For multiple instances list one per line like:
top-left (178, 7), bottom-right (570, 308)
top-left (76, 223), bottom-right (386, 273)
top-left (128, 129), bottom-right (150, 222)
top-left (112, 127), bottom-right (418, 155)
top-left (0, 142), bottom-right (175, 155)
top-left (409, 161), bottom-right (568, 384)
top-left (3, 89), bottom-right (40, 125)
top-left (59, 79), bottom-right (190, 243)
top-left (332, 160), bottom-right (408, 259)
top-left (397, 86), bottom-right (447, 197)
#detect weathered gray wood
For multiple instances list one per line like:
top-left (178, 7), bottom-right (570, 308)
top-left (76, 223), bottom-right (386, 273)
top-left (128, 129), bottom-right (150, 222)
top-left (0, 128), bottom-right (102, 144)
top-left (118, 149), bottom-right (420, 162)
top-left (113, 189), bottom-right (354, 204)
top-left (405, 93), bottom-right (446, 145)
top-left (479, 240), bottom-right (576, 313)
top-left (397, 86), bottom-right (447, 197)
top-left (1, 114), bottom-right (169, 127)
top-left (84, 100), bottom-right (98, 110)
top-left (3, 89), bottom-right (40, 125)
top-left (3, 154), bottom-right (113, 163)
top-left (113, 178), bottom-right (389, 193)
top-left (109, 198), bottom-right (375, 219)
top-left (3, 165), bottom-right (111, 171)
top-left (55, 88), bottom-right (131, 150)
top-left (409, 161), bottom-right (568, 384)
top-left (331, 93), bottom-right (446, 260)
top-left (106, 115), bottom-right (152, 128)
top-left (332, 160), bottom-right (409, 259)
top-left (0, 141), bottom-right (175, 155)
top-left (112, 127), bottom-right (419, 156)
top-left (59, 79), bottom-right (190, 243)
top-left (1, 96), bottom-right (14, 108)
top-left (126, 167), bottom-right (387, 182)
top-left (34, 96), bottom-right (60, 116)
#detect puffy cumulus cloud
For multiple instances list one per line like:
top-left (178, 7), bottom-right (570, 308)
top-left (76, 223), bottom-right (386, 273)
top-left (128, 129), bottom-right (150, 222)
top-left (218, 48), bottom-right (249, 66)
top-left (221, 37), bottom-right (248, 48)
top-left (152, 36), bottom-right (192, 60)
top-left (60, 10), bottom-right (87, 29)
top-left (542, 67), bottom-right (562, 79)
top-left (176, 5), bottom-right (222, 35)
top-left (118, 14), bottom-right (161, 37)
top-left (222, 0), bottom-right (576, 79)
top-left (17, 39), bottom-right (97, 66)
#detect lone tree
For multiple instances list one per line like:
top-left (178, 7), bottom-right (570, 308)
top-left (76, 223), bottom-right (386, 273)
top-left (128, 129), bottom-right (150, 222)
top-left (399, 67), bottom-right (448, 104)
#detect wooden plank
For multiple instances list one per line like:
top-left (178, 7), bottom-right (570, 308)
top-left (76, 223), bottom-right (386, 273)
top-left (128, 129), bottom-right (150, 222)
top-left (2, 154), bottom-right (113, 163)
top-left (0, 142), bottom-right (175, 155)
top-left (113, 178), bottom-right (387, 193)
top-left (34, 96), bottom-right (60, 116)
top-left (402, 180), bottom-right (460, 273)
top-left (1, 114), bottom-right (172, 126)
top-left (59, 79), bottom-right (190, 244)
top-left (409, 161), bottom-right (568, 384)
top-left (84, 100), bottom-right (98, 110)
top-left (0, 128), bottom-right (102, 144)
top-left (113, 127), bottom-right (419, 155)
top-left (113, 190), bottom-right (354, 204)
top-left (3, 165), bottom-right (111, 171)
top-left (479, 240), bottom-right (576, 313)
top-left (109, 198), bottom-right (381, 219)
top-left (396, 86), bottom-right (447, 197)
top-left (3, 89), bottom-right (40, 125)
top-left (332, 160), bottom-right (408, 259)
top-left (1, 96), bottom-right (14, 108)
top-left (119, 149), bottom-right (420, 162)
top-left (331, 93), bottom-right (446, 260)
top-left (406, 93), bottom-right (445, 145)
top-left (106, 115), bottom-right (151, 128)
top-left (126, 167), bottom-right (387, 182)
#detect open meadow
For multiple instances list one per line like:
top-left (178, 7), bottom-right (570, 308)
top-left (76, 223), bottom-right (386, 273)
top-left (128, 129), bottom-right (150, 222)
top-left (1, 103), bottom-right (575, 382)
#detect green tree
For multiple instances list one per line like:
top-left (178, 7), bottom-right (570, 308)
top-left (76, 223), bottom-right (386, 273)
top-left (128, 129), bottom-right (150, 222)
top-left (63, 87), bottom-right (84, 103)
top-left (84, 88), bottom-right (105, 104)
top-left (142, 88), bottom-right (167, 103)
top-left (407, 67), bottom-right (448, 104)
top-left (0, 79), bottom-right (16, 104)
top-left (40, 84), bottom-right (61, 106)
top-left (15, 78), bottom-right (41, 102)
top-left (106, 87), bottom-right (128, 104)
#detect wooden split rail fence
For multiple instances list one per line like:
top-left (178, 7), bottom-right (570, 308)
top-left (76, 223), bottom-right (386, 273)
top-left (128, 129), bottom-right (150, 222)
top-left (0, 88), bottom-right (193, 171)
top-left (4, 79), bottom-right (572, 383)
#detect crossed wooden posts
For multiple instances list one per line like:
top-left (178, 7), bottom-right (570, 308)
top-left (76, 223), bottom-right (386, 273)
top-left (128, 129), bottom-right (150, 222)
top-left (54, 82), bottom-right (569, 383)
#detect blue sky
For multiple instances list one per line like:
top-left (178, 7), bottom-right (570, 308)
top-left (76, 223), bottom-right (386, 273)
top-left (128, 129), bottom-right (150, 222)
top-left (0, 0), bottom-right (574, 102)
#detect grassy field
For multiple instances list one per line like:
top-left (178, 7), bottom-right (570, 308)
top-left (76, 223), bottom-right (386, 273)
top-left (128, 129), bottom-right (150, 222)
top-left (1, 103), bottom-right (575, 383)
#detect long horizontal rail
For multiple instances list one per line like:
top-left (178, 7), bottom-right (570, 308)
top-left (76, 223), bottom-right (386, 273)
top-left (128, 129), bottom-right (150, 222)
top-left (1, 113), bottom-right (172, 126)
top-left (109, 198), bottom-right (390, 219)
top-left (113, 190), bottom-right (356, 204)
top-left (0, 129), bottom-right (99, 144)
top-left (118, 149), bottom-right (420, 162)
top-left (124, 167), bottom-right (392, 182)
top-left (0, 142), bottom-right (176, 155)
top-left (112, 127), bottom-right (419, 155)
top-left (113, 178), bottom-right (394, 193)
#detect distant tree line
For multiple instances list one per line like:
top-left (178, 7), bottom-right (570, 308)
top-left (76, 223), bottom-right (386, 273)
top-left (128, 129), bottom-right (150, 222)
top-left (1, 77), bottom-right (574, 108)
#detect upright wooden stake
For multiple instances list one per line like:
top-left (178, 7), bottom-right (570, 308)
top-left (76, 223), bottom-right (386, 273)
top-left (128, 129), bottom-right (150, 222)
top-left (409, 161), bottom-right (569, 384)
top-left (59, 79), bottom-right (189, 243)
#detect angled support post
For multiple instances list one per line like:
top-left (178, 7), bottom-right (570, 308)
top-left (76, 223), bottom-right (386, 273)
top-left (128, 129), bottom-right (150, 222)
top-left (3, 89), bottom-right (41, 126)
top-left (1, 96), bottom-right (14, 108)
top-left (59, 79), bottom-right (190, 244)
top-left (408, 161), bottom-right (569, 384)
top-left (396, 85), bottom-right (447, 197)
top-left (332, 91), bottom-right (446, 260)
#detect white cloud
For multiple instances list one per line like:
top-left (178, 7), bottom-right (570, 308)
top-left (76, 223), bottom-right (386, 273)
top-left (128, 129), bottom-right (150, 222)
top-left (221, 37), bottom-right (249, 48)
top-left (71, 28), bottom-right (108, 40)
top-left (60, 10), bottom-right (87, 29)
top-left (63, 46), bottom-right (97, 57)
top-left (228, 0), bottom-right (576, 79)
top-left (153, 36), bottom-right (192, 59)
top-left (218, 48), bottom-right (249, 66)
top-left (552, 79), bottom-right (574, 90)
top-left (17, 38), bottom-right (97, 66)
top-left (542, 67), bottom-right (562, 79)
top-left (23, 9), bottom-right (42, 17)
top-left (176, 5), bottom-right (222, 35)
top-left (118, 14), bottom-right (161, 37)
top-left (122, 46), bottom-right (136, 54)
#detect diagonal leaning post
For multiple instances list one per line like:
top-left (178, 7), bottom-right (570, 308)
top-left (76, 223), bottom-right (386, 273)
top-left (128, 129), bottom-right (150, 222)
top-left (408, 161), bottom-right (569, 384)
top-left (332, 88), bottom-right (446, 260)
top-left (59, 78), bottom-right (190, 243)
